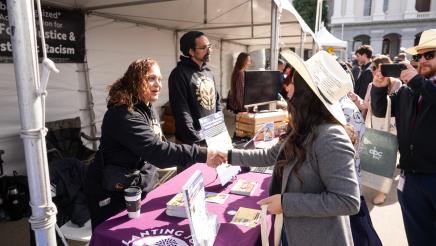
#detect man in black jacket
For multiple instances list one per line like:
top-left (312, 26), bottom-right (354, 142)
top-left (354, 45), bottom-right (373, 99)
top-left (168, 31), bottom-right (221, 146)
top-left (370, 29), bottom-right (436, 246)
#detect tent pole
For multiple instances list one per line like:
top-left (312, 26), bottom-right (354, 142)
top-left (270, 0), bottom-right (280, 70)
top-left (251, 0), bottom-right (254, 38)
top-left (82, 59), bottom-right (98, 150)
top-left (175, 31), bottom-right (179, 64)
top-left (6, 0), bottom-right (57, 245)
top-left (220, 39), bottom-right (224, 99)
top-left (300, 28), bottom-right (305, 57)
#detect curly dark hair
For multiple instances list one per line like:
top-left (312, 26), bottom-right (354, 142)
top-left (107, 58), bottom-right (157, 111)
top-left (277, 72), bottom-right (340, 183)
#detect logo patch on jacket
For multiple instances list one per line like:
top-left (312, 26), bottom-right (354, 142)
top-left (195, 75), bottom-right (216, 110)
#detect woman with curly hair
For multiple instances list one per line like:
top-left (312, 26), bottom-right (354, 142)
top-left (223, 51), bottom-right (360, 245)
top-left (85, 59), bottom-right (224, 230)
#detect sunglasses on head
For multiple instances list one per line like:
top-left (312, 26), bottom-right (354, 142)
top-left (412, 50), bottom-right (436, 62)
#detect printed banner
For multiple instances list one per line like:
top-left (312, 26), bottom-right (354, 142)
top-left (0, 0), bottom-right (85, 63)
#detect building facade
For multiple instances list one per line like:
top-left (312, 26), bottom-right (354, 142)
top-left (329, 0), bottom-right (436, 59)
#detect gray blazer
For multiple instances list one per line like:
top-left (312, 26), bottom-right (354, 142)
top-left (230, 123), bottom-right (360, 246)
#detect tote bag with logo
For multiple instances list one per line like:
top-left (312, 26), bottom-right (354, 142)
top-left (360, 96), bottom-right (398, 194)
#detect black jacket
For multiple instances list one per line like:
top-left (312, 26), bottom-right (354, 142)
top-left (86, 102), bottom-right (207, 194)
top-left (371, 75), bottom-right (436, 173)
top-left (354, 62), bottom-right (373, 99)
top-left (168, 56), bottom-right (222, 144)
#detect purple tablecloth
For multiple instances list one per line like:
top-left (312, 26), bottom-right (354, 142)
top-left (90, 163), bottom-right (272, 246)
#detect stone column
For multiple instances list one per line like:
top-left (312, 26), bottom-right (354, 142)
top-left (331, 0), bottom-right (342, 24)
top-left (404, 0), bottom-right (417, 19)
top-left (373, 0), bottom-right (385, 20)
top-left (343, 0), bottom-right (354, 22)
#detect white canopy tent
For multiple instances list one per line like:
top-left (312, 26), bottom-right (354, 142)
top-left (2, 0), bottom-right (319, 244)
top-left (315, 26), bottom-right (347, 58)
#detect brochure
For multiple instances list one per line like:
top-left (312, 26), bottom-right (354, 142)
top-left (205, 192), bottom-right (229, 204)
top-left (182, 170), bottom-right (219, 246)
top-left (230, 179), bottom-right (258, 196)
top-left (199, 111), bottom-right (240, 186)
top-left (230, 207), bottom-right (261, 228)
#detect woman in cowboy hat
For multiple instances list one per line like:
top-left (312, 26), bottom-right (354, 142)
top-left (223, 50), bottom-right (360, 246)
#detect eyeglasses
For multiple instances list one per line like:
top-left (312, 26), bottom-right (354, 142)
top-left (412, 50), bottom-right (435, 62)
top-left (195, 44), bottom-right (212, 50)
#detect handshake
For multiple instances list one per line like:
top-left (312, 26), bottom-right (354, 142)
top-left (206, 148), bottom-right (228, 168)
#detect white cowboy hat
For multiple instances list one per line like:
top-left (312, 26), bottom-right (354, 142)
top-left (280, 50), bottom-right (353, 125)
top-left (405, 29), bottom-right (436, 55)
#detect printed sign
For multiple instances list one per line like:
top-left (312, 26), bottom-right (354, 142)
top-left (0, 0), bottom-right (85, 63)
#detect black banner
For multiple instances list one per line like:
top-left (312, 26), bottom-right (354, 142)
top-left (0, 0), bottom-right (85, 63)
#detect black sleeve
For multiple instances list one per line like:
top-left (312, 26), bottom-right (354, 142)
top-left (113, 112), bottom-right (207, 169)
top-left (168, 69), bottom-right (202, 143)
top-left (358, 70), bottom-right (373, 98)
top-left (370, 85), bottom-right (395, 118)
top-left (408, 74), bottom-right (436, 107)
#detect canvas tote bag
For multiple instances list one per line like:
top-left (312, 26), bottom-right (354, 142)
top-left (360, 96), bottom-right (398, 193)
top-left (260, 205), bottom-right (283, 246)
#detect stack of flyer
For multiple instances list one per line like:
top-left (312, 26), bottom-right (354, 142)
top-left (230, 179), bottom-right (258, 196)
top-left (166, 192), bottom-right (187, 218)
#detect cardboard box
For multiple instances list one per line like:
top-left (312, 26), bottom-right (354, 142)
top-left (235, 111), bottom-right (288, 139)
top-left (236, 111), bottom-right (288, 125)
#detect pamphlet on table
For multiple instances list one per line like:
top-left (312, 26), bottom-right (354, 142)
top-left (230, 179), bottom-right (258, 196)
top-left (230, 207), bottom-right (261, 228)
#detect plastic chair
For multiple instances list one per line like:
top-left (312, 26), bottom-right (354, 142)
top-left (56, 219), bottom-right (91, 246)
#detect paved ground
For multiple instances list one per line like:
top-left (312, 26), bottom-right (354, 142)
top-left (362, 174), bottom-right (408, 246)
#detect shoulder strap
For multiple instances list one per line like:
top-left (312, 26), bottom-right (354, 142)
top-left (384, 96), bottom-right (392, 133)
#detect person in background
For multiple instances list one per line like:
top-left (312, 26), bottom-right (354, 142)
top-left (283, 63), bottom-right (292, 78)
top-left (214, 51), bottom-right (360, 246)
top-left (85, 59), bottom-right (225, 231)
top-left (371, 29), bottom-right (436, 246)
top-left (350, 55), bottom-right (402, 118)
top-left (338, 61), bottom-right (382, 246)
top-left (351, 54), bottom-right (361, 84)
top-left (227, 52), bottom-right (251, 113)
top-left (350, 55), bottom-right (402, 205)
top-left (354, 45), bottom-right (374, 99)
top-left (168, 31), bottom-right (221, 147)
top-left (395, 52), bottom-right (409, 63)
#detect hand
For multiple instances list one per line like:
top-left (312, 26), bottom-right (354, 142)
top-left (347, 91), bottom-right (359, 102)
top-left (372, 64), bottom-right (390, 88)
top-left (399, 62), bottom-right (418, 84)
top-left (257, 194), bottom-right (283, 214)
top-left (206, 148), bottom-right (227, 168)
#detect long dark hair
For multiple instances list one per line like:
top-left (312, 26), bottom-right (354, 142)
top-left (107, 58), bottom-right (157, 111)
top-left (277, 72), bottom-right (339, 182)
top-left (230, 53), bottom-right (250, 94)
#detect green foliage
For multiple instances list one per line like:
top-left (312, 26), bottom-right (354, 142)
top-left (292, 0), bottom-right (328, 31)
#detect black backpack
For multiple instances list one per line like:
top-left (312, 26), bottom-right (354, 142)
top-left (0, 171), bottom-right (31, 221)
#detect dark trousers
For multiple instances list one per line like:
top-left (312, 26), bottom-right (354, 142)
top-left (397, 172), bottom-right (436, 246)
top-left (350, 196), bottom-right (382, 246)
top-left (87, 191), bottom-right (125, 231)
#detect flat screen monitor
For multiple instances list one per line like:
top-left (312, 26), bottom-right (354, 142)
top-left (243, 70), bottom-right (282, 107)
